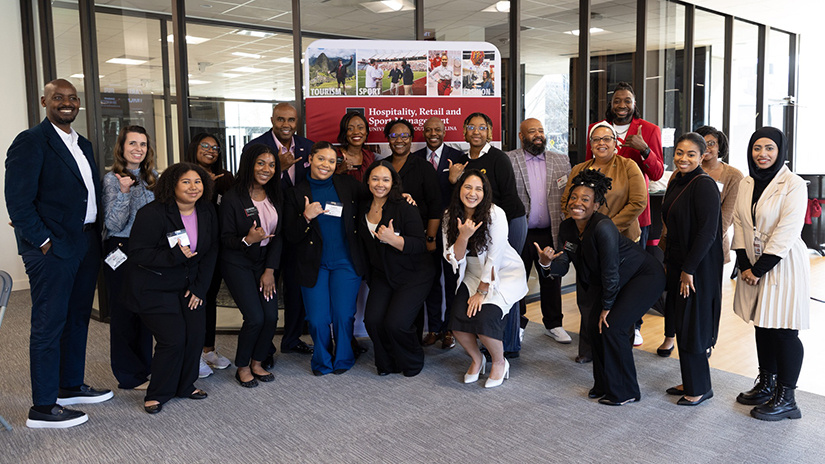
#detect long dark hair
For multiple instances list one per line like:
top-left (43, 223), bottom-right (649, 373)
top-left (605, 82), bottom-right (643, 122)
top-left (337, 111), bottom-right (370, 147)
top-left (154, 162), bottom-right (214, 206)
top-left (695, 125), bottom-right (729, 162)
top-left (185, 133), bottom-right (223, 174)
top-left (233, 143), bottom-right (282, 207)
top-left (363, 160), bottom-right (404, 202)
top-left (111, 125), bottom-right (157, 190)
top-left (444, 169), bottom-right (492, 255)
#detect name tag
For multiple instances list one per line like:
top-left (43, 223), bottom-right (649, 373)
top-left (563, 241), bottom-right (577, 253)
top-left (104, 248), bottom-right (127, 270)
top-left (167, 229), bottom-right (190, 248)
top-left (244, 206), bottom-right (259, 217)
top-left (556, 175), bottom-right (568, 190)
top-left (325, 201), bottom-right (343, 217)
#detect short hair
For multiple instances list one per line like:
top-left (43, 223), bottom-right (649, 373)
top-left (185, 133), bottom-right (223, 175)
top-left (675, 132), bottom-right (707, 155)
top-left (233, 143), bottom-right (282, 207)
top-left (605, 82), bottom-right (643, 122)
top-left (694, 125), bottom-right (729, 162)
top-left (112, 125), bottom-right (157, 190)
top-left (568, 168), bottom-right (613, 207)
top-left (153, 162), bottom-right (214, 206)
top-left (383, 118), bottom-right (414, 139)
top-left (363, 160), bottom-right (404, 202)
top-left (337, 111), bottom-right (370, 147)
top-left (463, 112), bottom-right (494, 143)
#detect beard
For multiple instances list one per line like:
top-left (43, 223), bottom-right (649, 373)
top-left (523, 137), bottom-right (546, 155)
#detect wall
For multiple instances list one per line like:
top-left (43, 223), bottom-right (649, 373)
top-left (0, 1), bottom-right (31, 289)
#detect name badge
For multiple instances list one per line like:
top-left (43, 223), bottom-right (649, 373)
top-left (104, 248), bottom-right (128, 270)
top-left (556, 175), bottom-right (568, 190)
top-left (167, 229), bottom-right (190, 248)
top-left (244, 206), bottom-right (259, 217)
top-left (325, 201), bottom-right (343, 217)
top-left (753, 236), bottom-right (763, 257)
top-left (563, 241), bottom-right (577, 253)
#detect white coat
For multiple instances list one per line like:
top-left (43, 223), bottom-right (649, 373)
top-left (443, 205), bottom-right (528, 315)
top-left (732, 165), bottom-right (810, 329)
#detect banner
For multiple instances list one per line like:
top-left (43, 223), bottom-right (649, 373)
top-left (305, 39), bottom-right (502, 153)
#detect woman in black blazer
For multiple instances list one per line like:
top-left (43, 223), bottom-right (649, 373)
top-left (220, 144), bottom-right (283, 388)
top-left (126, 162), bottom-right (218, 414)
top-left (284, 141), bottom-right (368, 375)
top-left (358, 161), bottom-right (432, 377)
top-left (538, 169), bottom-right (665, 405)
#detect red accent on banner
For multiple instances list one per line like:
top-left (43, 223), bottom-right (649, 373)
top-left (306, 97), bottom-right (501, 144)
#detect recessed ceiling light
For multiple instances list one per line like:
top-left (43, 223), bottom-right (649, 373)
top-left (230, 67), bottom-right (265, 73)
top-left (69, 73), bottom-right (104, 79)
top-left (166, 34), bottom-right (210, 44)
top-left (271, 57), bottom-right (293, 64)
top-left (495, 1), bottom-right (510, 12)
top-left (221, 73), bottom-right (241, 78)
top-left (381, 0), bottom-right (403, 11)
top-left (564, 27), bottom-right (605, 36)
top-left (106, 58), bottom-right (147, 65)
top-left (233, 29), bottom-right (276, 39)
top-left (189, 79), bottom-right (211, 85)
top-left (232, 51), bottom-right (262, 59)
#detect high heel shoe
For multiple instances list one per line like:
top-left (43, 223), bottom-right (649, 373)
top-left (484, 359), bottom-right (510, 388)
top-left (463, 358), bottom-right (487, 383)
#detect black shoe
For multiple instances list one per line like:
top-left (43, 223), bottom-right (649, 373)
top-left (284, 340), bottom-right (314, 354)
top-left (235, 371), bottom-right (258, 388)
top-left (352, 340), bottom-right (368, 356)
top-left (588, 388), bottom-right (605, 399)
top-left (333, 368), bottom-right (348, 375)
top-left (575, 355), bottom-right (592, 364)
top-left (252, 371), bottom-right (275, 382)
top-left (312, 370), bottom-right (326, 376)
top-left (144, 403), bottom-right (162, 414)
top-left (666, 386), bottom-right (685, 396)
top-left (26, 405), bottom-right (88, 428)
top-left (657, 346), bottom-right (674, 357)
top-left (57, 384), bottom-right (114, 406)
top-left (599, 396), bottom-right (639, 406)
top-left (677, 390), bottom-right (714, 406)
top-left (188, 389), bottom-right (208, 400)
top-left (503, 351), bottom-right (520, 359)
top-left (737, 368), bottom-right (776, 405)
top-left (261, 354), bottom-right (275, 371)
top-left (750, 383), bottom-right (802, 421)
top-left (403, 369), bottom-right (422, 377)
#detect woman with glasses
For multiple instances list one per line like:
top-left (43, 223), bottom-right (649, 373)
top-left (335, 111), bottom-right (375, 182)
top-left (560, 122), bottom-right (647, 363)
top-left (184, 134), bottom-right (235, 378)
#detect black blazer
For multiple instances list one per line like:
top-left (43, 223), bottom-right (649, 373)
top-left (219, 188), bottom-right (283, 270)
top-left (5, 118), bottom-right (103, 259)
top-left (412, 144), bottom-right (464, 210)
top-left (126, 200), bottom-right (218, 314)
top-left (546, 212), bottom-right (649, 311)
top-left (283, 174), bottom-right (367, 287)
top-left (357, 198), bottom-right (432, 289)
top-left (243, 132), bottom-right (313, 190)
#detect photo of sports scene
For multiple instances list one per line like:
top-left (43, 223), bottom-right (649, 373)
top-left (356, 50), bottom-right (427, 96)
top-left (462, 50), bottom-right (496, 96)
top-left (306, 48), bottom-right (356, 96)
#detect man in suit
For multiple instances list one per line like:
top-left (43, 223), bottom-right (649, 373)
top-left (6, 79), bottom-right (113, 428)
top-left (412, 117), bottom-right (463, 349)
top-left (507, 118), bottom-right (572, 345)
top-left (244, 103), bottom-right (314, 360)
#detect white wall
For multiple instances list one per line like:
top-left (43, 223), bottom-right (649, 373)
top-left (1, 0), bottom-right (32, 289)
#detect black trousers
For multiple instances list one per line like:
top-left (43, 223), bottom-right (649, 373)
top-left (139, 295), bottom-right (205, 404)
top-left (222, 259), bottom-right (279, 367)
top-left (203, 258), bottom-right (222, 348)
top-left (678, 350), bottom-right (712, 396)
top-left (591, 253), bottom-right (665, 402)
top-left (520, 227), bottom-right (562, 329)
top-left (755, 326), bottom-right (804, 387)
top-left (277, 244), bottom-right (307, 350)
top-left (105, 237), bottom-right (152, 389)
top-left (365, 271), bottom-right (428, 375)
top-left (423, 232), bottom-right (457, 333)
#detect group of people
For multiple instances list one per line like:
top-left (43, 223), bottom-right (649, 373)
top-left (6, 79), bottom-right (810, 429)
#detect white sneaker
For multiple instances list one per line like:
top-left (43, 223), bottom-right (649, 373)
top-left (545, 327), bottom-right (572, 344)
top-left (198, 356), bottom-right (213, 378)
top-left (519, 327), bottom-right (525, 342)
top-left (202, 350), bottom-right (231, 369)
top-left (633, 328), bottom-right (643, 346)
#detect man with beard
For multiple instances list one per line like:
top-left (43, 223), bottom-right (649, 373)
top-left (507, 118), bottom-right (572, 344)
top-left (586, 82), bottom-right (663, 346)
top-left (6, 79), bottom-right (112, 428)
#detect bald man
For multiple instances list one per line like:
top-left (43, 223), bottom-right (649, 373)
top-left (506, 118), bottom-right (572, 344)
top-left (6, 79), bottom-right (112, 428)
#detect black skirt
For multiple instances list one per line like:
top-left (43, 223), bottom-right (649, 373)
top-left (449, 284), bottom-right (506, 340)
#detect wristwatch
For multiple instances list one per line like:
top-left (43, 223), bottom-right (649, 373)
top-left (640, 147), bottom-right (651, 159)
top-left (477, 289), bottom-right (489, 296)
top-left (426, 236), bottom-right (436, 243)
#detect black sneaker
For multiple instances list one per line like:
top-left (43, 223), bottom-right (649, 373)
top-left (26, 405), bottom-right (88, 429)
top-left (56, 384), bottom-right (114, 406)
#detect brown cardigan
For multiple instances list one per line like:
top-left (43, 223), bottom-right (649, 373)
top-left (709, 162), bottom-right (744, 263)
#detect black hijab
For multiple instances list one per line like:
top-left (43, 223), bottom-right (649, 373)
top-left (747, 127), bottom-right (787, 202)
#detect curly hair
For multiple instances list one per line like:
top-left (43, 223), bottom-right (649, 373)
top-left (153, 162), bottom-right (214, 206)
top-left (694, 125), bottom-right (729, 162)
top-left (463, 112), bottom-right (494, 143)
top-left (383, 118), bottom-right (414, 139)
top-left (444, 169), bottom-right (492, 255)
top-left (337, 111), bottom-right (370, 147)
top-left (185, 133), bottom-right (223, 174)
top-left (363, 160), bottom-right (404, 202)
top-left (568, 168), bottom-right (613, 207)
top-left (605, 82), bottom-right (643, 123)
top-left (233, 143), bottom-right (282, 207)
top-left (111, 125), bottom-right (157, 190)
top-left (676, 132), bottom-right (707, 156)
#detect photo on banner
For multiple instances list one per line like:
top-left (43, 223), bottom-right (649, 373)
top-left (427, 50), bottom-right (461, 96)
top-left (307, 47), bottom-right (357, 96)
top-left (462, 50), bottom-right (496, 96)
top-left (356, 50), bottom-right (427, 96)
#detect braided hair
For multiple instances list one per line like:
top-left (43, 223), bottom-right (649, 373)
top-left (569, 168), bottom-right (612, 208)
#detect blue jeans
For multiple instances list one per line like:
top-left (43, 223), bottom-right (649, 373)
top-left (503, 215), bottom-right (528, 353)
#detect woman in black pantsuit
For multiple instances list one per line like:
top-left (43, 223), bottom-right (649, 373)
top-left (358, 161), bottom-right (432, 377)
top-left (661, 133), bottom-right (723, 406)
top-left (126, 162), bottom-right (218, 414)
top-left (220, 144), bottom-right (283, 388)
top-left (539, 169), bottom-right (665, 405)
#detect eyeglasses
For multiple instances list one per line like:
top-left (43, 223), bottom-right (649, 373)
top-left (199, 142), bottom-right (220, 152)
top-left (388, 132), bottom-right (411, 140)
top-left (466, 125), bottom-right (488, 132)
top-left (706, 140), bottom-right (717, 148)
top-left (589, 136), bottom-right (615, 144)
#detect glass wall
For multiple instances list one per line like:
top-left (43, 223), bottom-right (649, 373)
top-left (766, 29), bottom-right (791, 131)
top-left (53, 2), bottom-right (88, 137)
top-left (729, 20), bottom-right (759, 173)
top-left (693, 9), bottom-right (726, 132)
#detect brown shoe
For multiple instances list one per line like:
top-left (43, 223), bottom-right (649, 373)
top-left (422, 332), bottom-right (441, 346)
top-left (441, 331), bottom-right (456, 349)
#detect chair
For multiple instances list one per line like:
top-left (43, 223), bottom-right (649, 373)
top-left (0, 270), bottom-right (13, 430)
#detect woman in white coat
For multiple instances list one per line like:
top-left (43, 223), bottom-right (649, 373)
top-left (732, 126), bottom-right (810, 421)
top-left (444, 170), bottom-right (528, 388)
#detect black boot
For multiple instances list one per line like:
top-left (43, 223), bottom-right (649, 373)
top-left (750, 382), bottom-right (802, 421)
top-left (736, 368), bottom-right (776, 405)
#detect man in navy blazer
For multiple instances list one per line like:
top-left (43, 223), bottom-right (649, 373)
top-left (5, 79), bottom-right (113, 429)
top-left (412, 117), bottom-right (463, 349)
top-left (243, 102), bottom-right (314, 358)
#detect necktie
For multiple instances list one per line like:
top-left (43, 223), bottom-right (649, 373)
top-left (429, 151), bottom-right (437, 169)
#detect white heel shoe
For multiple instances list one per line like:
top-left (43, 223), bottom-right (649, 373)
top-left (484, 359), bottom-right (510, 388)
top-left (463, 358), bottom-right (487, 383)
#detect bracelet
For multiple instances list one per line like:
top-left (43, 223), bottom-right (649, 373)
top-left (241, 237), bottom-right (251, 247)
top-left (477, 289), bottom-right (489, 296)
